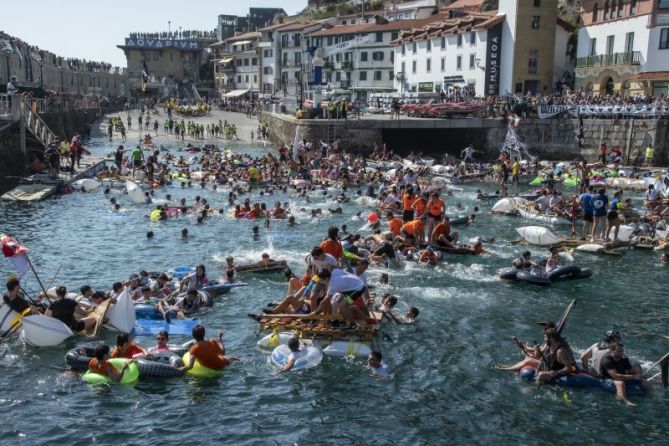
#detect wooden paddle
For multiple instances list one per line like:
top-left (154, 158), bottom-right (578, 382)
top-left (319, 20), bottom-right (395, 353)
top-left (0, 308), bottom-right (30, 340)
top-left (88, 299), bottom-right (112, 337)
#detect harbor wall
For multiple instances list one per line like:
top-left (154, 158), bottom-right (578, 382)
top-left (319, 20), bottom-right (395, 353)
top-left (263, 112), bottom-right (669, 164)
top-left (0, 107), bottom-right (121, 192)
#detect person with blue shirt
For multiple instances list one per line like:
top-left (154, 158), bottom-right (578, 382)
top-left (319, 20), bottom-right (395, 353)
top-left (606, 191), bottom-right (623, 241)
top-left (590, 188), bottom-right (609, 242)
top-left (578, 185), bottom-right (595, 240)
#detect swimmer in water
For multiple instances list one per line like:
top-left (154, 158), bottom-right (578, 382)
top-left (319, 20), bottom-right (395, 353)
top-left (252, 225), bottom-right (260, 240)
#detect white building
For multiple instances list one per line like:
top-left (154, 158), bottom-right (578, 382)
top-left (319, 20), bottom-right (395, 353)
top-left (211, 31), bottom-right (261, 99)
top-left (576, 0), bottom-right (669, 96)
top-left (394, 0), bottom-right (574, 97)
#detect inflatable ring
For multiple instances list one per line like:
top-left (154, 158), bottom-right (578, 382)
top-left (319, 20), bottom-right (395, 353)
top-left (65, 346), bottom-right (96, 371)
top-left (135, 304), bottom-right (161, 320)
top-left (498, 267), bottom-right (519, 281)
top-left (548, 265), bottom-right (582, 282)
top-left (82, 358), bottom-right (140, 385)
top-left (136, 352), bottom-right (185, 378)
top-left (516, 271), bottom-right (552, 286)
top-left (271, 344), bottom-right (323, 371)
top-left (182, 351), bottom-right (224, 377)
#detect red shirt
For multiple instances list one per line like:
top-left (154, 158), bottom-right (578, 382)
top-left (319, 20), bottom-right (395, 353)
top-left (190, 340), bottom-right (228, 370)
top-left (321, 238), bottom-right (343, 260)
top-left (111, 343), bottom-right (144, 359)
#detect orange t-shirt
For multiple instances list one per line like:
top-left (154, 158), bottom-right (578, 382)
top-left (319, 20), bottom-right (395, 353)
top-left (427, 198), bottom-right (445, 216)
top-left (388, 218), bottom-right (403, 236)
top-left (432, 222), bottom-right (451, 241)
top-left (402, 194), bottom-right (414, 211)
top-left (320, 238), bottom-right (343, 260)
top-left (88, 358), bottom-right (113, 376)
top-left (111, 343), bottom-right (144, 359)
top-left (190, 339), bottom-right (227, 370)
top-left (402, 220), bottom-right (423, 236)
top-left (411, 197), bottom-right (426, 215)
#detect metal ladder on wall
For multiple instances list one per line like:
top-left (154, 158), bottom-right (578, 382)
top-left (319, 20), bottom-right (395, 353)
top-left (327, 121), bottom-right (336, 147)
top-left (20, 98), bottom-right (56, 147)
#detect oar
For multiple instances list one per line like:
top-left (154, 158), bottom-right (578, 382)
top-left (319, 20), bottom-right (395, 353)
top-left (555, 299), bottom-right (576, 335)
top-left (44, 264), bottom-right (63, 291)
top-left (25, 255), bottom-right (48, 298)
top-left (642, 351), bottom-right (669, 379)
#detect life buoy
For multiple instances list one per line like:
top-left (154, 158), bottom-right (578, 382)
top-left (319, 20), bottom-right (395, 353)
top-left (65, 346), bottom-right (96, 371)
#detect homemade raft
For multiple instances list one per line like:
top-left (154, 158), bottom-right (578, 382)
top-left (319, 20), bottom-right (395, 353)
top-left (236, 260), bottom-right (288, 274)
top-left (253, 312), bottom-right (383, 342)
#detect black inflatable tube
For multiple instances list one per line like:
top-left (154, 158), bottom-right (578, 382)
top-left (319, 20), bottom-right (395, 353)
top-left (65, 346), bottom-right (96, 371)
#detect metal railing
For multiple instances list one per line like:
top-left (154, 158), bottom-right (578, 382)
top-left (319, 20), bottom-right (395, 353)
top-left (576, 51), bottom-right (642, 68)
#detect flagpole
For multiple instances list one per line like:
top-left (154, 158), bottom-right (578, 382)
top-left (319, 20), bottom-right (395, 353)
top-left (26, 255), bottom-right (48, 299)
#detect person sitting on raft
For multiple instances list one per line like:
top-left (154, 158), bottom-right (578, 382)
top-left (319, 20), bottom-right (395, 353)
top-left (179, 325), bottom-right (237, 373)
top-left (599, 341), bottom-right (651, 406)
top-left (309, 268), bottom-right (369, 324)
top-left (88, 345), bottom-right (135, 383)
top-left (399, 218), bottom-right (425, 248)
top-left (511, 251), bottom-right (534, 270)
top-left (4, 277), bottom-right (42, 315)
top-left (274, 336), bottom-right (306, 375)
top-left (45, 285), bottom-right (98, 333)
top-left (148, 330), bottom-right (171, 354)
top-left (496, 321), bottom-right (557, 371)
top-left (180, 264), bottom-right (208, 292)
top-left (111, 333), bottom-right (147, 359)
top-left (544, 246), bottom-right (560, 274)
top-left (580, 329), bottom-right (635, 378)
top-left (535, 328), bottom-right (578, 384)
top-left (431, 216), bottom-right (459, 248)
top-left (157, 289), bottom-right (207, 322)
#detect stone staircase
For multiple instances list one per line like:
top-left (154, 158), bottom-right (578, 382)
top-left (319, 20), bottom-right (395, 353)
top-left (19, 97), bottom-right (57, 147)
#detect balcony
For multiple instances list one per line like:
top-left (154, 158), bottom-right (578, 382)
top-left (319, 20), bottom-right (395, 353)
top-left (340, 80), bottom-right (351, 89)
top-left (576, 51), bottom-right (642, 68)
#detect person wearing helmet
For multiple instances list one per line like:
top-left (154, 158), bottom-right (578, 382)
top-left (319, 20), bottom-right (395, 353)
top-left (580, 329), bottom-right (632, 377)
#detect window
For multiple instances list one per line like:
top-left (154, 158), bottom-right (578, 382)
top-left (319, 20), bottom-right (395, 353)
top-left (534, 0), bottom-right (541, 6)
top-left (237, 75), bottom-right (241, 83)
top-left (660, 0), bottom-right (669, 8)
top-left (327, 37), bottom-right (333, 46)
top-left (252, 57), bottom-right (257, 65)
top-left (401, 61), bottom-right (406, 74)
top-left (282, 54), bottom-right (288, 66)
top-left (374, 71), bottom-right (382, 81)
top-left (391, 32), bottom-right (399, 41)
top-left (470, 31), bottom-right (476, 45)
top-left (528, 50), bottom-right (538, 74)
top-left (236, 59), bottom-right (242, 66)
top-left (661, 28), bottom-right (669, 49)
top-left (360, 52), bottom-right (368, 62)
top-left (244, 58), bottom-right (249, 66)
top-left (630, 0), bottom-right (637, 14)
top-left (441, 36), bottom-right (446, 48)
top-left (263, 67), bottom-right (273, 75)
top-left (376, 32), bottom-right (383, 42)
top-left (590, 38), bottom-right (597, 56)
top-left (606, 35), bottom-right (615, 54)
top-left (390, 51), bottom-right (394, 63)
top-left (402, 45), bottom-right (406, 56)
top-left (617, 0), bottom-right (624, 17)
top-left (389, 71), bottom-right (394, 80)
top-left (456, 55), bottom-right (462, 70)
top-left (441, 57), bottom-right (445, 71)
top-left (427, 58), bottom-right (431, 72)
top-left (264, 49), bottom-right (273, 58)
top-left (326, 72), bottom-right (332, 83)
top-left (625, 32), bottom-right (634, 52)
top-left (427, 40), bottom-right (432, 52)
top-left (593, 3), bottom-right (599, 21)
top-left (469, 54), bottom-right (475, 69)
top-left (372, 51), bottom-right (384, 61)
top-left (412, 43), bottom-right (417, 53)
top-left (457, 34), bottom-right (463, 47)
top-left (295, 53), bottom-right (301, 64)
top-left (245, 75), bottom-right (249, 83)
top-left (531, 16), bottom-right (541, 29)
top-left (253, 75), bottom-right (257, 83)
top-left (412, 60), bottom-right (417, 73)
top-left (359, 71), bottom-right (368, 81)
top-left (335, 72), bottom-right (341, 81)
top-left (335, 53), bottom-right (342, 62)
top-left (604, 0), bottom-right (609, 19)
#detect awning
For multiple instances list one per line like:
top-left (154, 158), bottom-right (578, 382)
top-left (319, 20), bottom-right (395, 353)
top-left (631, 71), bottom-right (669, 81)
top-left (219, 57), bottom-right (234, 64)
top-left (223, 89), bottom-right (249, 98)
top-left (231, 40), bottom-right (251, 46)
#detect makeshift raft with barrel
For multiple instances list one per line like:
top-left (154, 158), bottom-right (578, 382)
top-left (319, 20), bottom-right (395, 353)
top-left (235, 260), bottom-right (288, 274)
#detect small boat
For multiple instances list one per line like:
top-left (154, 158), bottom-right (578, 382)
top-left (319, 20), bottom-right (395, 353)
top-left (236, 260), bottom-right (288, 274)
top-left (126, 180), bottom-right (148, 204)
top-left (1, 183), bottom-right (57, 202)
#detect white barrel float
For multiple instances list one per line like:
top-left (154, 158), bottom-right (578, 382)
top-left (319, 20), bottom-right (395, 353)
top-left (492, 197), bottom-right (528, 213)
top-left (126, 180), bottom-right (147, 204)
top-left (257, 331), bottom-right (297, 349)
top-left (20, 315), bottom-right (74, 347)
top-left (73, 178), bottom-right (101, 190)
top-left (322, 340), bottom-right (372, 358)
top-left (617, 225), bottom-right (635, 241)
top-left (575, 243), bottom-right (606, 253)
top-left (355, 196), bottom-right (379, 207)
top-left (516, 226), bottom-right (560, 246)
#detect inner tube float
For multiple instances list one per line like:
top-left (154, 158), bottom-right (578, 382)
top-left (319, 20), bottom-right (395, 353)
top-left (135, 304), bottom-right (162, 320)
top-left (168, 265), bottom-right (194, 279)
top-left (547, 265), bottom-right (592, 281)
top-left (498, 267), bottom-right (520, 281)
top-left (82, 358), bottom-right (140, 385)
top-left (65, 346), bottom-right (96, 371)
top-left (271, 344), bottom-right (323, 371)
top-left (508, 266), bottom-right (592, 285)
top-left (135, 352), bottom-right (185, 378)
top-left (515, 270), bottom-right (552, 286)
top-left (182, 351), bottom-right (224, 377)
top-left (322, 340), bottom-right (372, 358)
top-left (520, 367), bottom-right (646, 395)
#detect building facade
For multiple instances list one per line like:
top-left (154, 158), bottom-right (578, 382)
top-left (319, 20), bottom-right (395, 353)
top-left (576, 0), bottom-right (669, 96)
top-left (211, 32), bottom-right (262, 99)
top-left (117, 32), bottom-right (216, 99)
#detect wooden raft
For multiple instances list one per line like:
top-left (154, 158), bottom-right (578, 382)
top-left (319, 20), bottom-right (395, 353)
top-left (236, 260), bottom-right (287, 274)
top-left (256, 312), bottom-right (383, 342)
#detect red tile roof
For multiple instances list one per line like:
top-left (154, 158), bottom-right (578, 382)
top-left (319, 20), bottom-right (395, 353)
top-left (632, 71), bottom-right (669, 81)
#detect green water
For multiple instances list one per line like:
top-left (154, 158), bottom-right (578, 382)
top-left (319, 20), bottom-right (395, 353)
top-left (0, 136), bottom-right (667, 445)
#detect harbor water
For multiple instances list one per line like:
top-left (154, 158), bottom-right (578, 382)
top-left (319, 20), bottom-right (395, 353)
top-left (0, 135), bottom-right (667, 445)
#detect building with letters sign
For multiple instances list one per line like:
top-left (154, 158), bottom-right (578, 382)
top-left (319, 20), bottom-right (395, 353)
top-left (393, 0), bottom-right (573, 97)
top-left (117, 31), bottom-right (216, 99)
